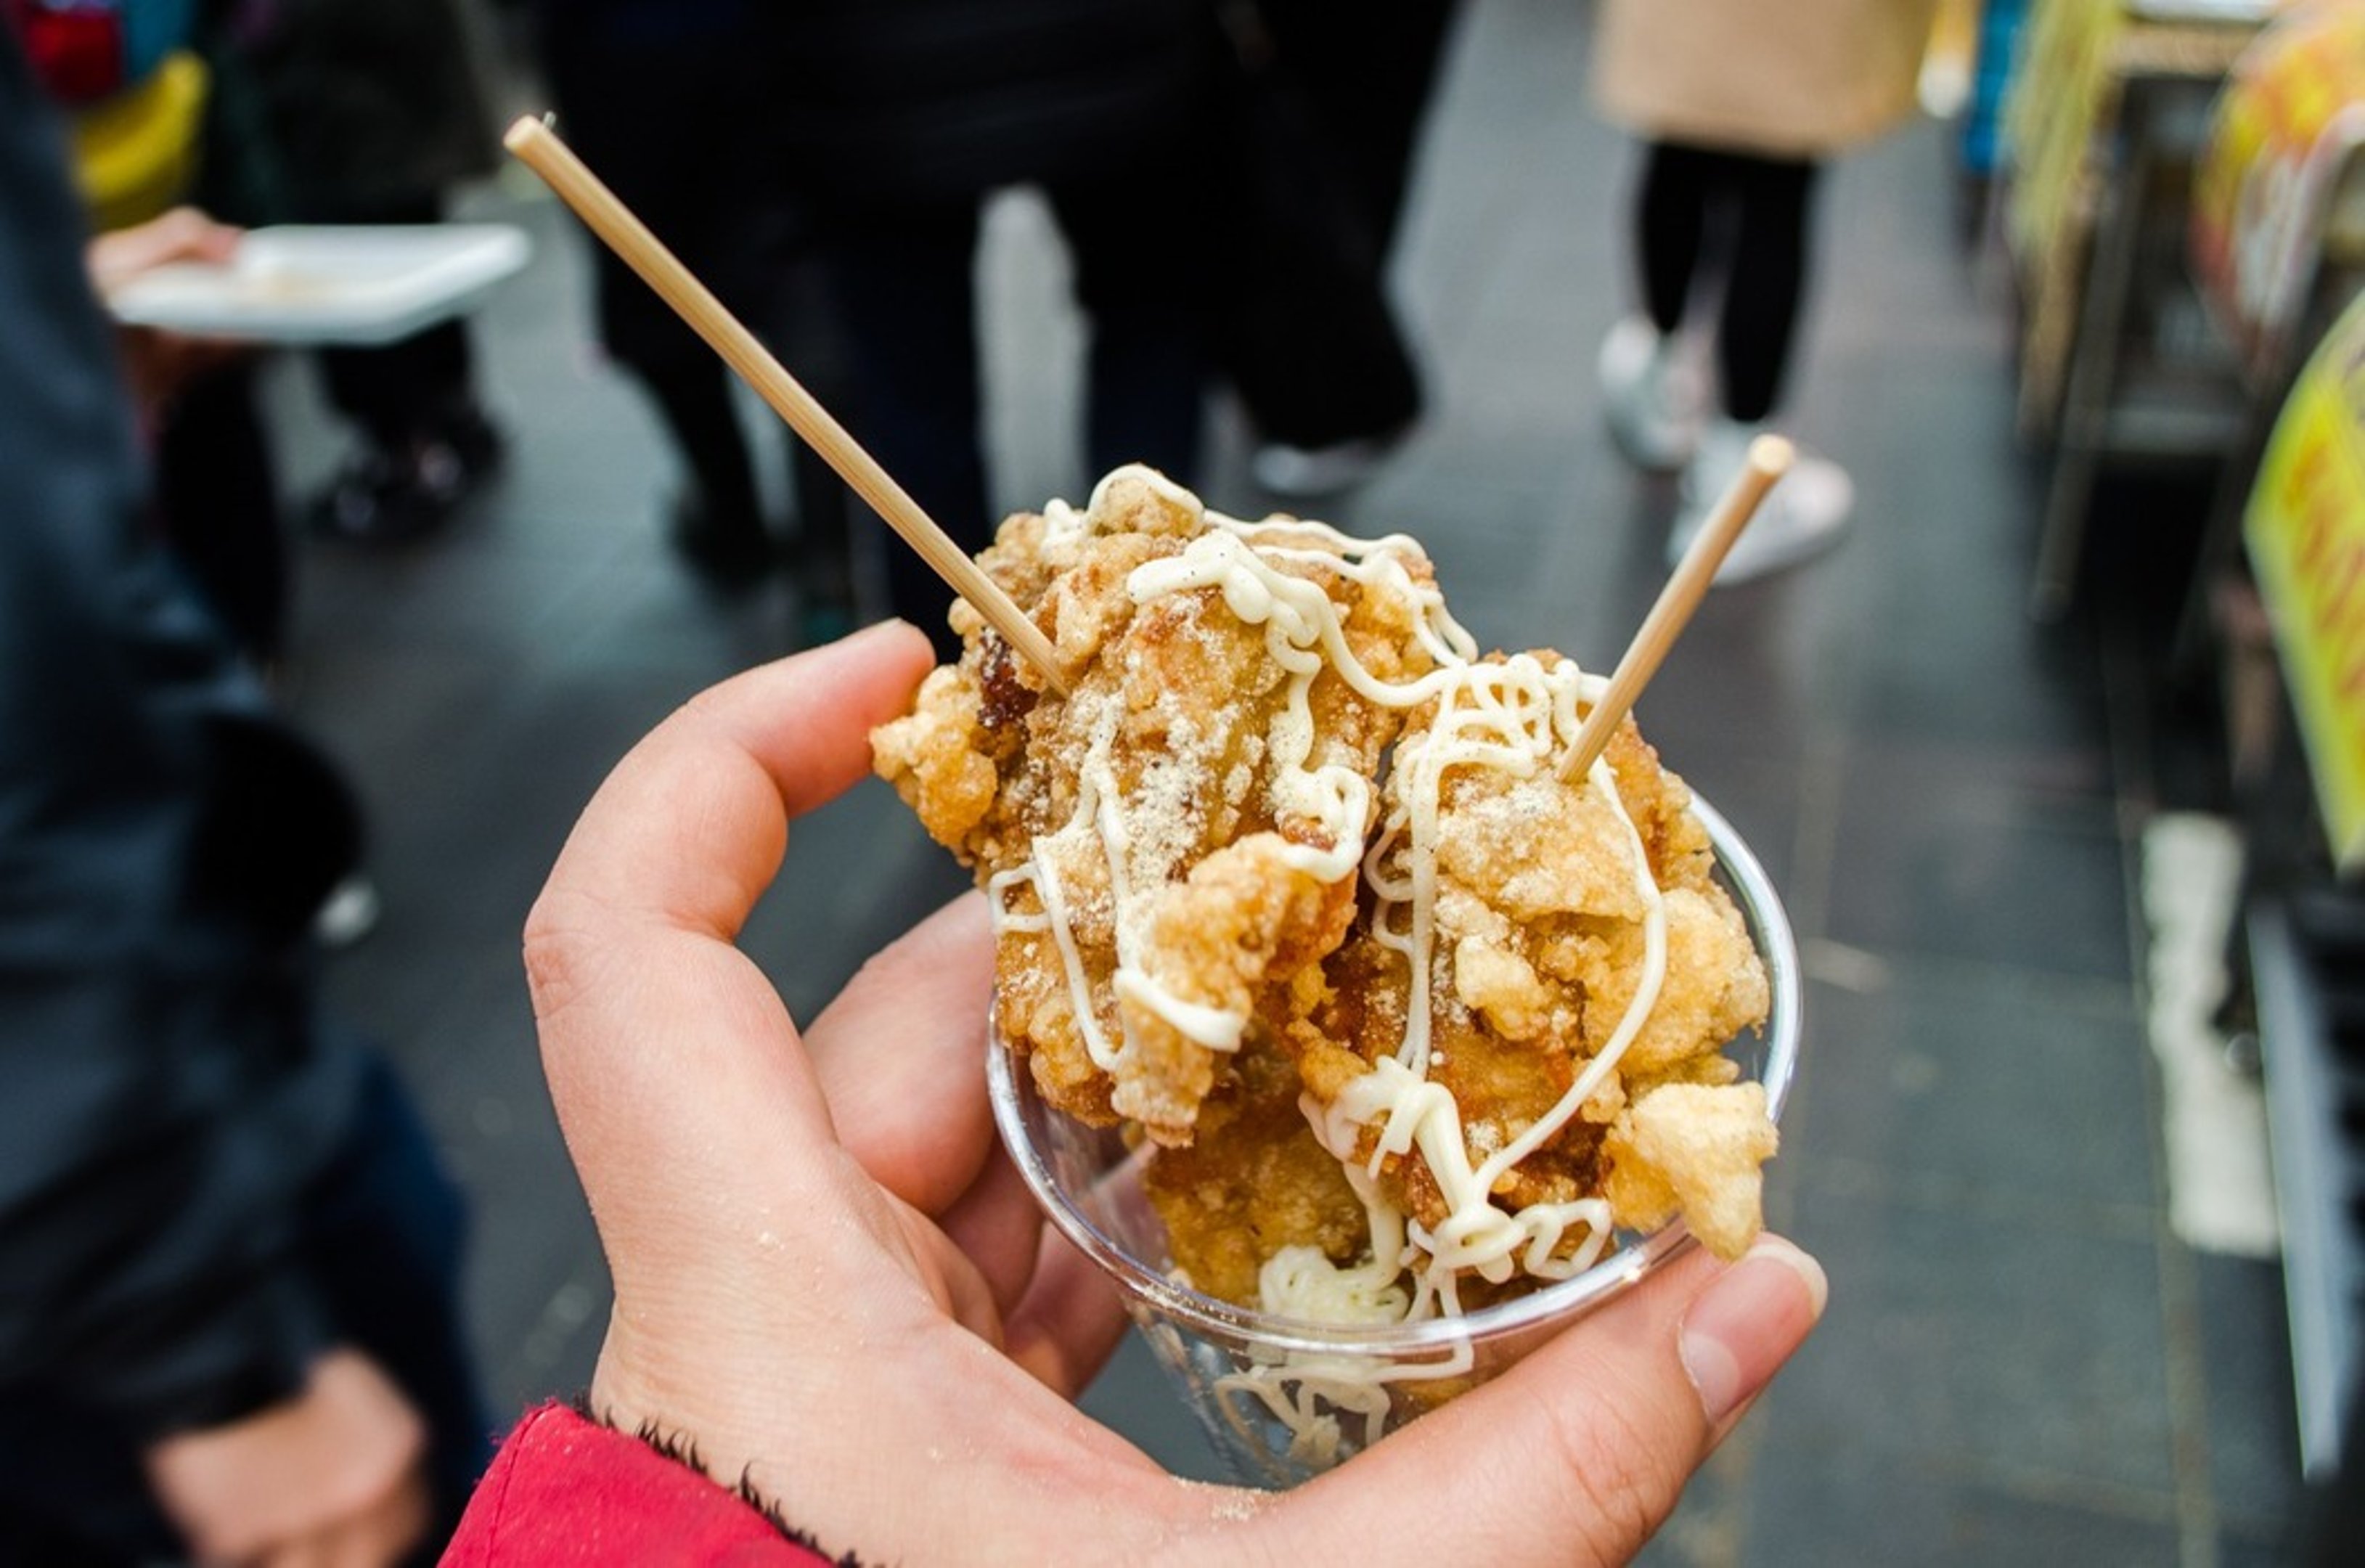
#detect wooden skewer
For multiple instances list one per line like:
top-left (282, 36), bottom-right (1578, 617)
top-left (1557, 435), bottom-right (1794, 782)
top-left (502, 115), bottom-right (1069, 694)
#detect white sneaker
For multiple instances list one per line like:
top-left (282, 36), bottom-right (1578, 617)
top-left (1251, 428), bottom-right (1410, 499)
top-left (1598, 315), bottom-right (1706, 471)
top-left (1670, 418), bottom-right (1855, 585)
top-left (314, 872), bottom-right (383, 949)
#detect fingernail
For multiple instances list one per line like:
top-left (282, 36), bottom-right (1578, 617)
top-left (1679, 1236), bottom-right (1828, 1424)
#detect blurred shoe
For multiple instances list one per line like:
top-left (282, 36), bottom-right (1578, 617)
top-left (1598, 315), bottom-right (1706, 472)
top-left (314, 873), bottom-right (381, 950)
top-left (309, 448), bottom-right (449, 542)
top-left (1251, 426), bottom-right (1409, 499)
top-left (430, 403), bottom-right (505, 484)
top-left (1670, 418), bottom-right (1854, 586)
top-left (669, 499), bottom-right (777, 588)
top-left (309, 406), bottom-right (506, 544)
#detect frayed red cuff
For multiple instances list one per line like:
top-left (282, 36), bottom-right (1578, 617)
top-left (442, 1402), bottom-right (841, 1566)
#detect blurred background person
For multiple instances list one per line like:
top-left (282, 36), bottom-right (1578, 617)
top-left (1209, 0), bottom-right (1460, 499)
top-left (0, 32), bottom-right (489, 1564)
top-left (772, 0), bottom-right (1213, 656)
top-left (1589, 0), bottom-right (1939, 584)
top-left (200, 0), bottom-right (507, 545)
top-left (5, 0), bottom-right (293, 666)
top-left (526, 0), bottom-right (859, 630)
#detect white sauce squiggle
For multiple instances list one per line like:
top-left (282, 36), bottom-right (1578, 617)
top-left (994, 467), bottom-right (1670, 1332)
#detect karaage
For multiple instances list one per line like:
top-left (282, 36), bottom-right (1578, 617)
top-left (872, 466), bottom-right (1776, 1325)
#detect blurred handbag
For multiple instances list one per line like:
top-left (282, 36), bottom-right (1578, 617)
top-left (4, 0), bottom-right (207, 228)
top-left (1204, 0), bottom-right (1422, 450)
top-left (68, 49), bottom-right (208, 229)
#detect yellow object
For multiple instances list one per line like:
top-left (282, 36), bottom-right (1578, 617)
top-left (69, 51), bottom-right (209, 232)
top-left (1921, 0), bottom-right (1982, 117)
top-left (2191, 1), bottom-right (2365, 382)
top-left (2244, 284), bottom-right (2365, 875)
top-left (2003, 1), bottom-right (2273, 433)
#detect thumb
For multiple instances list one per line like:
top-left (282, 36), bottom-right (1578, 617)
top-left (1246, 1236), bottom-right (1825, 1565)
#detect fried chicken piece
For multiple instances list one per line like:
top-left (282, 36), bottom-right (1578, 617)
top-left (1143, 1032), bottom-right (1368, 1307)
top-left (876, 476), bottom-right (1781, 1318)
top-left (1603, 1081), bottom-right (1778, 1259)
top-left (872, 466), bottom-right (1439, 1144)
top-left (1282, 660), bottom-right (1773, 1275)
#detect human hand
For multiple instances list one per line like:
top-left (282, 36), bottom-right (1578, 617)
top-left (85, 204), bottom-right (241, 294)
top-left (525, 618), bottom-right (1828, 1565)
top-left (142, 1346), bottom-right (432, 1567)
top-left (84, 205), bottom-right (246, 412)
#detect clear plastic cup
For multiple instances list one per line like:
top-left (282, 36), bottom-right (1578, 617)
top-left (987, 796), bottom-right (1802, 1488)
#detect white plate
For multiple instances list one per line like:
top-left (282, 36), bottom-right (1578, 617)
top-left (105, 223), bottom-right (531, 346)
top-left (2127, 0), bottom-right (2278, 20)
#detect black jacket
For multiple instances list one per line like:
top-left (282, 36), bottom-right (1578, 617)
top-left (772, 0), bottom-right (1209, 207)
top-left (0, 41), bottom-right (366, 1443)
top-left (208, 0), bottom-right (497, 221)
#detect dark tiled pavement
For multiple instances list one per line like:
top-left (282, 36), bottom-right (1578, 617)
top-left (257, 1), bottom-right (2306, 1559)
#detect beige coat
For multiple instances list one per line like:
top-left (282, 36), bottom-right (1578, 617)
top-left (1590, 0), bottom-right (1940, 158)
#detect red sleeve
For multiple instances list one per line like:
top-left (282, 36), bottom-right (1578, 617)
top-left (441, 1403), bottom-right (837, 1567)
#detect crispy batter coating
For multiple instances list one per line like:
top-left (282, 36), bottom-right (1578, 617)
top-left (1139, 1033), bottom-right (1368, 1307)
top-left (871, 468), bottom-right (1434, 1144)
top-left (1438, 703), bottom-right (1766, 1254)
top-left (873, 468), bottom-right (1779, 1315)
top-left (1604, 1081), bottom-right (1778, 1259)
top-left (1227, 665), bottom-right (1773, 1274)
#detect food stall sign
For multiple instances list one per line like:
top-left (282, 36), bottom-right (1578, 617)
top-left (2246, 283), bottom-right (2365, 875)
top-left (2192, 0), bottom-right (2365, 383)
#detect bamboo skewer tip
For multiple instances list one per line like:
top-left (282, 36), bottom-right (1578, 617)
top-left (502, 113), bottom-right (1070, 695)
top-left (1556, 436), bottom-right (1795, 783)
top-left (1745, 433), bottom-right (1795, 475)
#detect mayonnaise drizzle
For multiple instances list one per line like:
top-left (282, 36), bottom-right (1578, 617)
top-left (990, 467), bottom-right (1671, 1326)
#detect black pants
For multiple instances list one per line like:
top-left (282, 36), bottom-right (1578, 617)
top-left (153, 360), bottom-right (287, 663)
top-left (1257, 0), bottom-right (1458, 256)
top-left (1201, 0), bottom-right (1453, 450)
top-left (1633, 140), bottom-right (1821, 424)
top-left (308, 193), bottom-right (478, 453)
top-left (0, 1053), bottom-right (491, 1566)
top-left (819, 176), bottom-right (1209, 655)
top-left (538, 11), bottom-right (853, 546)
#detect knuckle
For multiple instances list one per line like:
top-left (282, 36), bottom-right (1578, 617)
top-left (520, 886), bottom-right (610, 1027)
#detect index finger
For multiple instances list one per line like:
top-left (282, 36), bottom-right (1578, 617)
top-left (525, 621), bottom-right (934, 1243)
